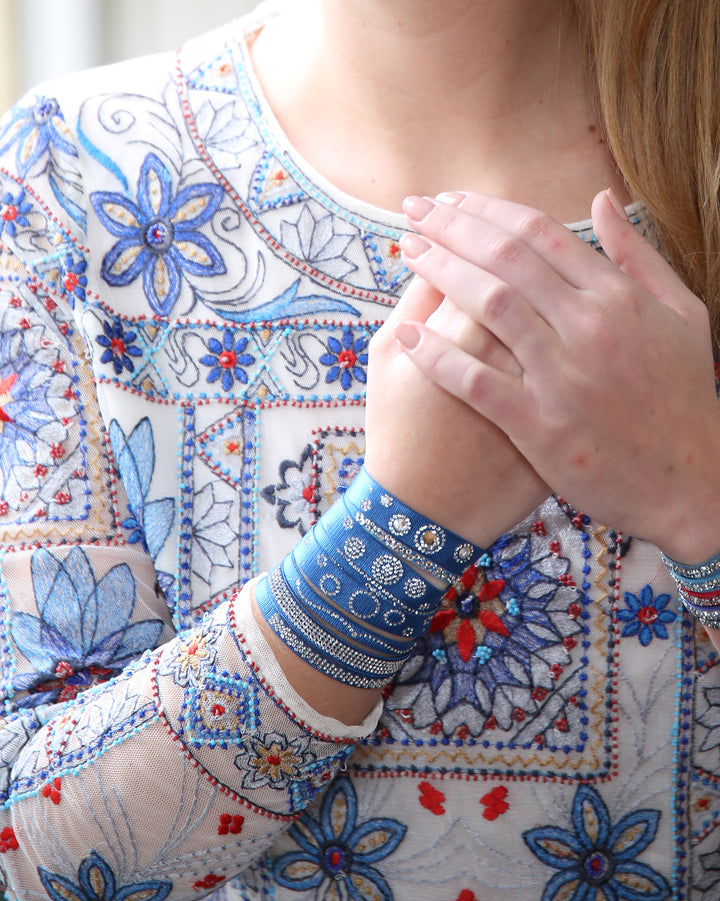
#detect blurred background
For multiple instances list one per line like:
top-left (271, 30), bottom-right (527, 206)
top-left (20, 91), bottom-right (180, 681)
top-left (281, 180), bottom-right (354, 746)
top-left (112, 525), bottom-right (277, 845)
top-left (0, 0), bottom-right (259, 113)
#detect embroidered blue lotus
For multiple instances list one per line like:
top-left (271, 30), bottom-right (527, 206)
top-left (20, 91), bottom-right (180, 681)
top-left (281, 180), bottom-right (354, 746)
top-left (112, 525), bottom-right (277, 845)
top-left (0, 96), bottom-right (77, 178)
top-left (0, 187), bottom-right (31, 238)
top-left (11, 547), bottom-right (165, 706)
top-left (200, 329), bottom-right (255, 391)
top-left (96, 318), bottom-right (144, 376)
top-left (320, 329), bottom-right (369, 391)
top-left (91, 152), bottom-right (226, 316)
top-left (273, 775), bottom-right (406, 901)
top-left (39, 850), bottom-right (171, 901)
top-left (523, 783), bottom-right (670, 900)
top-left (617, 584), bottom-right (676, 647)
top-left (109, 417), bottom-right (174, 561)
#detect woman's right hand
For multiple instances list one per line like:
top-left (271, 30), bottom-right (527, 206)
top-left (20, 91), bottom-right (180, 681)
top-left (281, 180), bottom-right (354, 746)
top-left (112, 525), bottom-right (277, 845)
top-left (365, 275), bottom-right (548, 548)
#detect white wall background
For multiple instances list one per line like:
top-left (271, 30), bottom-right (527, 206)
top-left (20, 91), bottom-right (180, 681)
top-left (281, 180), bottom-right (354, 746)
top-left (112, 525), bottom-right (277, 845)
top-left (0, 0), bottom-right (259, 113)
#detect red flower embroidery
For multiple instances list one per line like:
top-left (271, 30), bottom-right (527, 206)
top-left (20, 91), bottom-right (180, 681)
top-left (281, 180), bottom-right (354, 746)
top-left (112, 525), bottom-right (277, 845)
top-left (418, 781), bottom-right (446, 815)
top-left (429, 570), bottom-right (508, 663)
top-left (42, 777), bottom-right (61, 804)
top-left (480, 786), bottom-right (509, 821)
top-left (218, 814), bottom-right (244, 836)
top-left (193, 874), bottom-right (225, 891)
top-left (0, 827), bottom-right (18, 852)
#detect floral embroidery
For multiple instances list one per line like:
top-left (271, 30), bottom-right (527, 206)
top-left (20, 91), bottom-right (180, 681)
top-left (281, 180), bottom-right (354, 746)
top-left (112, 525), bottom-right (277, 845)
top-left (96, 318), bottom-right (144, 376)
top-left (319, 329), bottom-right (369, 391)
top-left (0, 187), bottom-right (31, 238)
top-left (191, 482), bottom-right (235, 584)
top-left (38, 850), bottom-right (171, 901)
top-left (0, 329), bottom-right (75, 512)
top-left (11, 546), bottom-right (164, 706)
top-left (281, 205), bottom-right (357, 280)
top-left (418, 781), bottom-right (446, 815)
top-left (108, 418), bottom-right (174, 560)
top-left (480, 786), bottom-right (509, 821)
top-left (91, 152), bottom-right (226, 316)
top-left (272, 775), bottom-right (406, 901)
top-left (389, 532), bottom-right (582, 738)
top-left (218, 813), bottom-right (244, 836)
top-left (235, 732), bottom-right (315, 791)
top-left (0, 96), bottom-right (77, 178)
top-left (0, 826), bottom-right (17, 853)
top-left (59, 253), bottom-right (88, 307)
top-left (199, 329), bottom-right (255, 391)
top-left (616, 585), bottom-right (676, 646)
top-left (523, 783), bottom-right (670, 900)
top-left (262, 445), bottom-right (315, 535)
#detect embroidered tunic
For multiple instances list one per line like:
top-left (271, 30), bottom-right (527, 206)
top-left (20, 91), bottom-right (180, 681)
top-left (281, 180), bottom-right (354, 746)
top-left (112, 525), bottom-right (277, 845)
top-left (0, 4), bottom-right (715, 900)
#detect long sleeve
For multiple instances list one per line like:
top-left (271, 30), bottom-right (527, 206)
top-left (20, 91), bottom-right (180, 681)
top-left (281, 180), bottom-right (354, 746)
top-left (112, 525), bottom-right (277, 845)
top-left (0, 77), bottom-right (380, 899)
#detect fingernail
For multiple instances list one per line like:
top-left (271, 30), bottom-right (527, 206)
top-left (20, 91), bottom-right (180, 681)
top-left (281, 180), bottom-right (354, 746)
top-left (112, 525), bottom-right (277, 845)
top-left (606, 188), bottom-right (629, 220)
top-left (402, 195), bottom-right (435, 221)
top-left (435, 191), bottom-right (465, 206)
top-left (400, 233), bottom-right (432, 258)
top-left (395, 322), bottom-right (421, 350)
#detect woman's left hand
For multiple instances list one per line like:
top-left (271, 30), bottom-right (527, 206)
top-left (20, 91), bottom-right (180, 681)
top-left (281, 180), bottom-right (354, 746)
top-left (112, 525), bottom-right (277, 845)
top-left (397, 189), bottom-right (720, 560)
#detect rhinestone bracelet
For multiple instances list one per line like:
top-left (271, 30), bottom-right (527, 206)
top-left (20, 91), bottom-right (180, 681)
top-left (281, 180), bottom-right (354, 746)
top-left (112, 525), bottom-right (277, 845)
top-left (662, 551), bottom-right (720, 629)
top-left (255, 466), bottom-right (484, 687)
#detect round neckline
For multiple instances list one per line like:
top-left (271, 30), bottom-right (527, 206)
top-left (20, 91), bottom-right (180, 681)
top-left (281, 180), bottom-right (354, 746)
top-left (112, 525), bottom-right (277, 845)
top-left (228, 2), bottom-right (644, 241)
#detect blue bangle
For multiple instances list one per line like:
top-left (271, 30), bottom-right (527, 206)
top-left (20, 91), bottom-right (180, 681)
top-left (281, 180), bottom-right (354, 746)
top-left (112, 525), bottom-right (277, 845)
top-left (255, 466), bottom-right (484, 687)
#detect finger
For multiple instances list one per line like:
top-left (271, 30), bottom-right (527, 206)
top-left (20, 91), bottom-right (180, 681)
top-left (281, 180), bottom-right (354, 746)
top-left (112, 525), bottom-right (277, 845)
top-left (591, 189), bottom-right (694, 315)
top-left (426, 298), bottom-right (522, 376)
top-left (393, 320), bottom-right (532, 436)
top-left (399, 231), bottom-right (560, 369)
top-left (405, 193), bottom-right (612, 298)
top-left (385, 273), bottom-right (445, 326)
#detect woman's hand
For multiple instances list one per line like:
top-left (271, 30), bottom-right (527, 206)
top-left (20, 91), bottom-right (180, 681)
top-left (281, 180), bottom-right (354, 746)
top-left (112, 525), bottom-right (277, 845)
top-left (364, 274), bottom-right (548, 549)
top-left (395, 189), bottom-right (720, 560)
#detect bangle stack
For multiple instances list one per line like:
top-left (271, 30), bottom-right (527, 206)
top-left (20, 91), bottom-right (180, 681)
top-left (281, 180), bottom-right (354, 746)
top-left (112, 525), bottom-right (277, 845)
top-left (662, 550), bottom-right (720, 629)
top-left (255, 467), bottom-right (483, 688)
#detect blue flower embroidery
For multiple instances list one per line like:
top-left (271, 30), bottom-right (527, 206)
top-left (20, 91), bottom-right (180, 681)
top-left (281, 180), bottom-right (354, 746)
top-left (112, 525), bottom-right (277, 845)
top-left (320, 330), bottom-right (369, 391)
top-left (96, 318), bottom-right (144, 375)
top-left (617, 585), bottom-right (676, 647)
top-left (11, 547), bottom-right (165, 706)
top-left (199, 329), bottom-right (255, 391)
top-left (60, 253), bottom-right (88, 307)
top-left (523, 783), bottom-right (670, 900)
top-left (109, 417), bottom-right (174, 560)
top-left (39, 850), bottom-right (171, 901)
top-left (273, 775), bottom-right (406, 901)
top-left (0, 96), bottom-right (77, 178)
top-left (91, 152), bottom-right (226, 316)
top-left (0, 187), bottom-right (31, 238)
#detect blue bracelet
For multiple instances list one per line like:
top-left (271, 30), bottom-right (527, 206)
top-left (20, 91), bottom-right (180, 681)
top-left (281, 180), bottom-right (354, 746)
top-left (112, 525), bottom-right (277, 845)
top-left (255, 467), bottom-right (484, 687)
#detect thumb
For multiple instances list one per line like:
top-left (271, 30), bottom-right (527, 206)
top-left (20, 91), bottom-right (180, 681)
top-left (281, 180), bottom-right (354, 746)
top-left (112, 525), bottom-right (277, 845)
top-left (591, 188), bottom-right (691, 314)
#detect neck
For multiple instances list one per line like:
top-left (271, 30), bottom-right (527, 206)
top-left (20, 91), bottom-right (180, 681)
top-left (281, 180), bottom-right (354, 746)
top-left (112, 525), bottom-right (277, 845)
top-left (250, 0), bottom-right (627, 218)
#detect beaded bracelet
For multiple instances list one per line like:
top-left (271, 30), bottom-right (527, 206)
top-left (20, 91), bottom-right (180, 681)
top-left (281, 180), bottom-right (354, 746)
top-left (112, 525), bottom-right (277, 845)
top-left (662, 550), bottom-right (720, 629)
top-left (255, 466), bottom-right (483, 688)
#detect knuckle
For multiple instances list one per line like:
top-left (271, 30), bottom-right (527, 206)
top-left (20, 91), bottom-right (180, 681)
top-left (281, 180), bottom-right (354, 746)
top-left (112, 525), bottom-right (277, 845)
top-left (486, 233), bottom-right (524, 267)
top-left (459, 362), bottom-right (488, 408)
top-left (516, 210), bottom-right (553, 244)
top-left (482, 280), bottom-right (514, 321)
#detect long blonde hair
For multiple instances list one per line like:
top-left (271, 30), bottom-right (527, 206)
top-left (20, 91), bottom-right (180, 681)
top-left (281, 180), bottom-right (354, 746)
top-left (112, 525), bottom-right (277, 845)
top-left (575, 0), bottom-right (720, 348)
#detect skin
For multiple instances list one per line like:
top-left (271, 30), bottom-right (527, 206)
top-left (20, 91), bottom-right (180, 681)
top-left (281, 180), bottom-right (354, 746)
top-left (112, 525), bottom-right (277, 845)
top-left (246, 0), bottom-right (720, 724)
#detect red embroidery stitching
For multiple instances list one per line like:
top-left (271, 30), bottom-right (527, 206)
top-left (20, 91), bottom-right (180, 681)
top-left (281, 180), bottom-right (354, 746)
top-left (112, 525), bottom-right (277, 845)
top-left (418, 781), bottom-right (446, 815)
top-left (480, 786), bottom-right (509, 821)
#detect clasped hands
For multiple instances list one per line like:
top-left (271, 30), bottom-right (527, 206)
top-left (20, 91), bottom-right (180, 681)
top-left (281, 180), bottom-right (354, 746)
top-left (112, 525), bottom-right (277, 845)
top-left (365, 189), bottom-right (720, 559)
